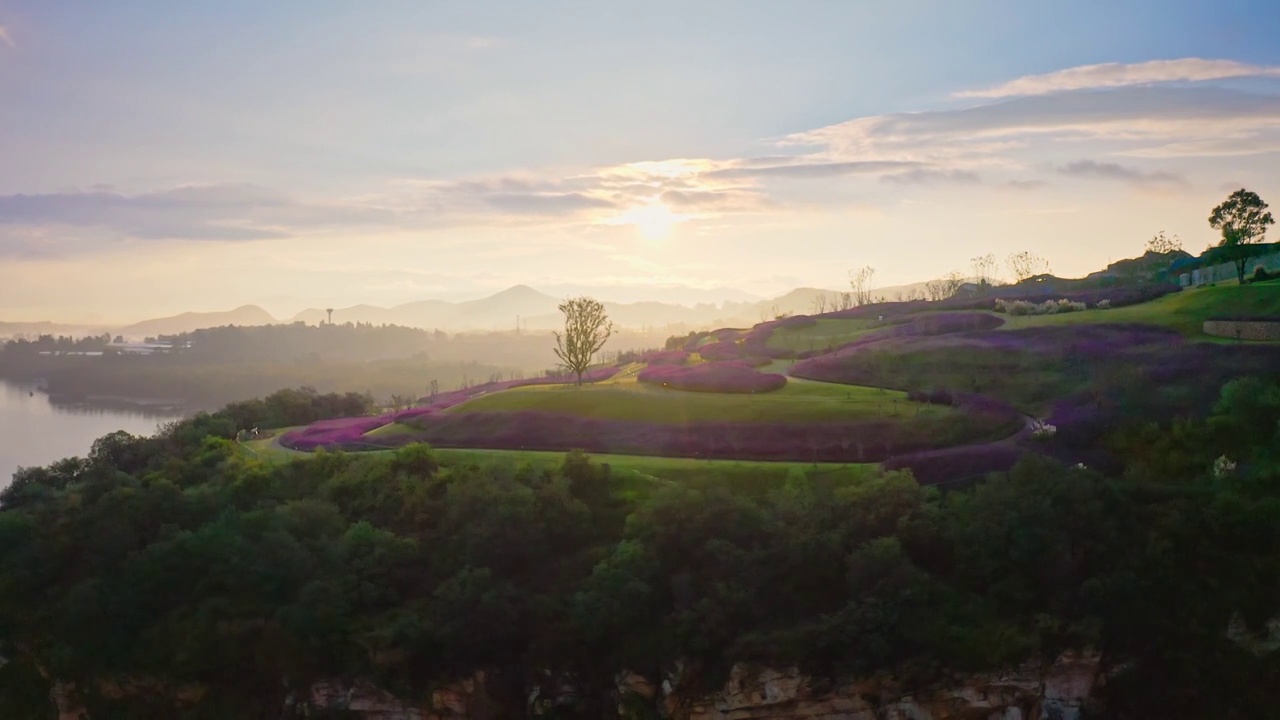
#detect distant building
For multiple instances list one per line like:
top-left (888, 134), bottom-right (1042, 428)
top-left (106, 341), bottom-right (175, 356)
top-left (1173, 244), bottom-right (1280, 287)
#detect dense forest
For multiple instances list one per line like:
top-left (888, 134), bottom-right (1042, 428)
top-left (0, 379), bottom-right (1278, 718)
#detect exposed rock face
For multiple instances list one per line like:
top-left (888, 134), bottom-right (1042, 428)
top-left (301, 672), bottom-right (493, 720)
top-left (39, 654), bottom-right (1102, 720)
top-left (659, 652), bottom-right (1101, 720)
top-left (50, 681), bottom-right (87, 720)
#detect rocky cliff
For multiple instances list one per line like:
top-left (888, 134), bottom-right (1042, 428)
top-left (287, 652), bottom-right (1103, 720)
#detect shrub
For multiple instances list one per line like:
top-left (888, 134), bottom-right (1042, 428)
top-left (882, 443), bottom-right (1024, 485)
top-left (640, 350), bottom-right (689, 366)
top-left (1096, 299), bottom-right (1111, 310)
top-left (636, 361), bottom-right (787, 394)
top-left (777, 314), bottom-right (817, 329)
top-left (995, 298), bottom-right (1087, 316)
top-left (1251, 266), bottom-right (1272, 283)
top-left (697, 340), bottom-right (744, 362)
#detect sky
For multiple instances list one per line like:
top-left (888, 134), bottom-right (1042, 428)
top-left (2, 0), bottom-right (1280, 322)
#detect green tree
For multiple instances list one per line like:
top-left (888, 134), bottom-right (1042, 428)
top-left (553, 297), bottom-right (613, 385)
top-left (1209, 189), bottom-right (1275, 283)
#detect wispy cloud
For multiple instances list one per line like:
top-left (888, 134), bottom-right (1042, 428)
top-left (1004, 180), bottom-right (1048, 191)
top-left (956, 58), bottom-right (1280, 98)
top-left (881, 168), bottom-right (980, 186)
top-left (0, 25), bottom-right (15, 50)
top-left (1057, 160), bottom-right (1186, 188)
top-left (5, 56), bottom-right (1276, 261)
top-left (0, 184), bottom-right (397, 252)
top-left (706, 160), bottom-right (921, 180)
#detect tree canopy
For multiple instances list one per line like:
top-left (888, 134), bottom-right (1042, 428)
top-left (0, 374), bottom-right (1278, 717)
top-left (1209, 189), bottom-right (1275, 283)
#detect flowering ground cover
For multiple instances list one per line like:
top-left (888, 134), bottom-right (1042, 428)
top-left (696, 340), bottom-right (745, 361)
top-left (332, 368), bottom-right (1021, 462)
top-left (279, 415), bottom-right (391, 451)
top-left (637, 361), bottom-right (786, 393)
top-left (792, 322), bottom-right (1280, 423)
top-left (280, 364), bottom-right (622, 450)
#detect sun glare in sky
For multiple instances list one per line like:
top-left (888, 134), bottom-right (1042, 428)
top-left (615, 200), bottom-right (684, 241)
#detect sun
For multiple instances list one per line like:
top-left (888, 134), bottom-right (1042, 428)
top-left (618, 201), bottom-right (681, 240)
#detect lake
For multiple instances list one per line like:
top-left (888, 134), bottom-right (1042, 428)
top-left (0, 380), bottom-right (185, 488)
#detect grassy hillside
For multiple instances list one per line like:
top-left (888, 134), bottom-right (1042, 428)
top-left (447, 372), bottom-right (947, 424)
top-left (1004, 283), bottom-right (1280, 337)
top-left (243, 434), bottom-right (875, 490)
top-left (767, 318), bottom-right (878, 353)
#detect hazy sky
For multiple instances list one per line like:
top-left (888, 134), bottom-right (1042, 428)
top-left (3, 1), bottom-right (1280, 322)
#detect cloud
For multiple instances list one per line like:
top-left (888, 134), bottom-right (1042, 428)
top-left (881, 168), bottom-right (980, 186)
top-left (1004, 180), bottom-right (1048, 191)
top-left (957, 58), bottom-right (1280, 98)
top-left (659, 188), bottom-right (774, 212)
top-left (1119, 130), bottom-right (1280, 158)
top-left (0, 25), bottom-right (13, 50)
top-left (706, 160), bottom-right (921, 180)
top-left (1057, 160), bottom-right (1186, 188)
top-left (782, 85), bottom-right (1280, 180)
top-left (482, 192), bottom-right (616, 214)
top-left (7, 57), bottom-right (1278, 261)
top-left (0, 184), bottom-right (398, 249)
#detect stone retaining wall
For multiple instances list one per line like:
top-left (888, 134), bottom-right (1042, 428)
top-left (1204, 319), bottom-right (1280, 341)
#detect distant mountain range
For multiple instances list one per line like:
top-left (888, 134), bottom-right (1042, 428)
top-left (0, 280), bottom-right (978, 340)
top-left (116, 305), bottom-right (278, 339)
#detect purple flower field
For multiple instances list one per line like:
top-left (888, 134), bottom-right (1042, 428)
top-left (697, 340), bottom-right (745, 361)
top-left (740, 319), bottom-right (796, 359)
top-left (280, 416), bottom-right (390, 451)
top-left (639, 349), bottom-right (690, 365)
top-left (280, 364), bottom-right (621, 451)
top-left (637, 361), bottom-right (787, 394)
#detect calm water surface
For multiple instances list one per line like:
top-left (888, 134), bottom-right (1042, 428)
top-left (0, 381), bottom-right (184, 488)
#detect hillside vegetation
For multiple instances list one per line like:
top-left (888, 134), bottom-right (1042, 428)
top-left (2, 374), bottom-right (1280, 718)
top-left (3, 278), bottom-right (1280, 718)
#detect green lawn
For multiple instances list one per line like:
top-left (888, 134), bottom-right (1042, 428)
top-left (1000, 284), bottom-right (1280, 337)
top-left (364, 422), bottom-right (418, 437)
top-left (767, 318), bottom-right (879, 353)
top-left (446, 373), bottom-right (948, 424)
top-left (240, 435), bottom-right (875, 491)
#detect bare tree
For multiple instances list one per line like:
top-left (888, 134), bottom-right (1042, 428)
top-left (837, 291), bottom-right (855, 311)
top-left (553, 296), bottom-right (614, 385)
top-left (811, 293), bottom-right (830, 314)
top-left (925, 271), bottom-right (966, 301)
top-left (849, 266), bottom-right (877, 306)
top-left (1145, 231), bottom-right (1183, 255)
top-left (1006, 251), bottom-right (1051, 283)
top-left (970, 254), bottom-right (997, 287)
